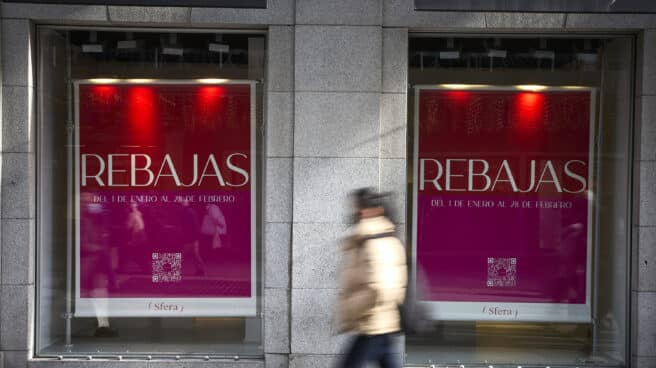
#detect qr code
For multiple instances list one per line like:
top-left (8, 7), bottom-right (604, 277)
top-left (487, 257), bottom-right (517, 287)
top-left (152, 253), bottom-right (182, 283)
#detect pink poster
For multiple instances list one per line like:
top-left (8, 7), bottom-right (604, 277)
top-left (74, 80), bottom-right (256, 317)
top-left (413, 86), bottom-right (594, 322)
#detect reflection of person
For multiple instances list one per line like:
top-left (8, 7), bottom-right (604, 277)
top-left (126, 201), bottom-right (147, 247)
top-left (555, 222), bottom-right (585, 302)
top-left (201, 204), bottom-right (227, 249)
top-left (181, 199), bottom-right (205, 276)
top-left (336, 188), bottom-right (407, 368)
top-left (79, 192), bottom-right (118, 338)
top-left (120, 200), bottom-right (148, 274)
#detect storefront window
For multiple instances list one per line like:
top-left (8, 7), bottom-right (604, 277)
top-left (408, 35), bottom-right (633, 367)
top-left (37, 27), bottom-right (265, 357)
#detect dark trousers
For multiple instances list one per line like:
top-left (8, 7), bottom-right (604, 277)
top-left (340, 333), bottom-right (401, 368)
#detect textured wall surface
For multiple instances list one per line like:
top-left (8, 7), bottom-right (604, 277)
top-left (633, 29), bottom-right (656, 368)
top-left (1, 15), bottom-right (34, 368)
top-left (290, 2), bottom-right (383, 365)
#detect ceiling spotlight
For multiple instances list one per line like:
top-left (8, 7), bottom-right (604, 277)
top-left (117, 32), bottom-right (143, 52)
top-left (209, 34), bottom-right (230, 69)
top-left (162, 33), bottom-right (184, 56)
top-left (82, 31), bottom-right (104, 53)
top-left (487, 49), bottom-right (507, 58)
top-left (533, 40), bottom-right (554, 59)
top-left (117, 40), bottom-right (139, 49)
top-left (576, 52), bottom-right (598, 64)
top-left (531, 40), bottom-right (555, 70)
top-left (532, 49), bottom-right (555, 59)
top-left (209, 43), bottom-right (229, 53)
top-left (439, 37), bottom-right (460, 60)
top-left (487, 38), bottom-right (507, 58)
top-left (439, 50), bottom-right (460, 60)
top-left (577, 39), bottom-right (598, 65)
top-left (162, 46), bottom-right (183, 56)
top-left (82, 44), bottom-right (103, 53)
top-left (209, 34), bottom-right (229, 53)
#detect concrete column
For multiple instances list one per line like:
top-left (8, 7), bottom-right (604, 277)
top-left (0, 8), bottom-right (3, 360)
top-left (290, 1), bottom-right (383, 366)
top-left (0, 18), bottom-right (34, 368)
top-left (380, 28), bottom-right (408, 236)
top-left (264, 25), bottom-right (294, 368)
top-left (632, 29), bottom-right (656, 368)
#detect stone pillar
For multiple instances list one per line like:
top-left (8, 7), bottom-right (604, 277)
top-left (380, 28), bottom-right (408, 237)
top-left (633, 29), bottom-right (656, 368)
top-left (0, 18), bottom-right (34, 368)
top-left (290, 1), bottom-right (383, 367)
top-left (264, 25), bottom-right (294, 368)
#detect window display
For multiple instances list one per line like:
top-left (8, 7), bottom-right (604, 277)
top-left (407, 36), bottom-right (633, 367)
top-left (414, 86), bottom-right (595, 323)
top-left (75, 81), bottom-right (256, 317)
top-left (37, 27), bottom-right (265, 357)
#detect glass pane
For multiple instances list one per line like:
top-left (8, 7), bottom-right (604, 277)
top-left (407, 36), bottom-right (632, 367)
top-left (37, 28), bottom-right (265, 357)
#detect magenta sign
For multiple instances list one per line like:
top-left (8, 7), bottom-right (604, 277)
top-left (413, 86), bottom-right (594, 322)
top-left (74, 80), bottom-right (256, 317)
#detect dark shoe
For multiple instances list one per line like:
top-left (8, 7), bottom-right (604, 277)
top-left (94, 326), bottom-right (118, 338)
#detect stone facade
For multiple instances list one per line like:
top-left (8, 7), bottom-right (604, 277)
top-left (0, 1), bottom-right (654, 367)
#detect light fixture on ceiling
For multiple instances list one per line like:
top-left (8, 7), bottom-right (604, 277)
top-left (576, 39), bottom-right (598, 64)
top-left (487, 38), bottom-right (507, 59)
top-left (162, 33), bottom-right (184, 56)
top-left (209, 34), bottom-right (230, 69)
top-left (117, 32), bottom-right (143, 52)
top-left (82, 31), bottom-right (104, 53)
top-left (208, 34), bottom-right (229, 54)
top-left (439, 38), bottom-right (460, 60)
top-left (532, 38), bottom-right (555, 70)
top-left (484, 38), bottom-right (507, 71)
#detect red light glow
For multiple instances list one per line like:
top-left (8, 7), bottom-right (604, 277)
top-left (444, 90), bottom-right (471, 103)
top-left (127, 86), bottom-right (156, 137)
top-left (195, 86), bottom-right (226, 129)
top-left (198, 86), bottom-right (224, 102)
top-left (515, 92), bottom-right (545, 131)
top-left (90, 85), bottom-right (117, 105)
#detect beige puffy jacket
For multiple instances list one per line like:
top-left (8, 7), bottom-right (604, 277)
top-left (336, 216), bottom-right (407, 335)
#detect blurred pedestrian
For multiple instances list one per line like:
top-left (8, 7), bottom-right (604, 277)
top-left (336, 188), bottom-right (407, 368)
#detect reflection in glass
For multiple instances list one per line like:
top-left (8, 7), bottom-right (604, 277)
top-left (407, 36), bottom-right (633, 367)
top-left (37, 28), bottom-right (264, 357)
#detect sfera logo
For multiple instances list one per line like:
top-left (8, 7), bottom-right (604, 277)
top-left (148, 302), bottom-right (184, 312)
top-left (419, 158), bottom-right (587, 194)
top-left (81, 153), bottom-right (249, 188)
